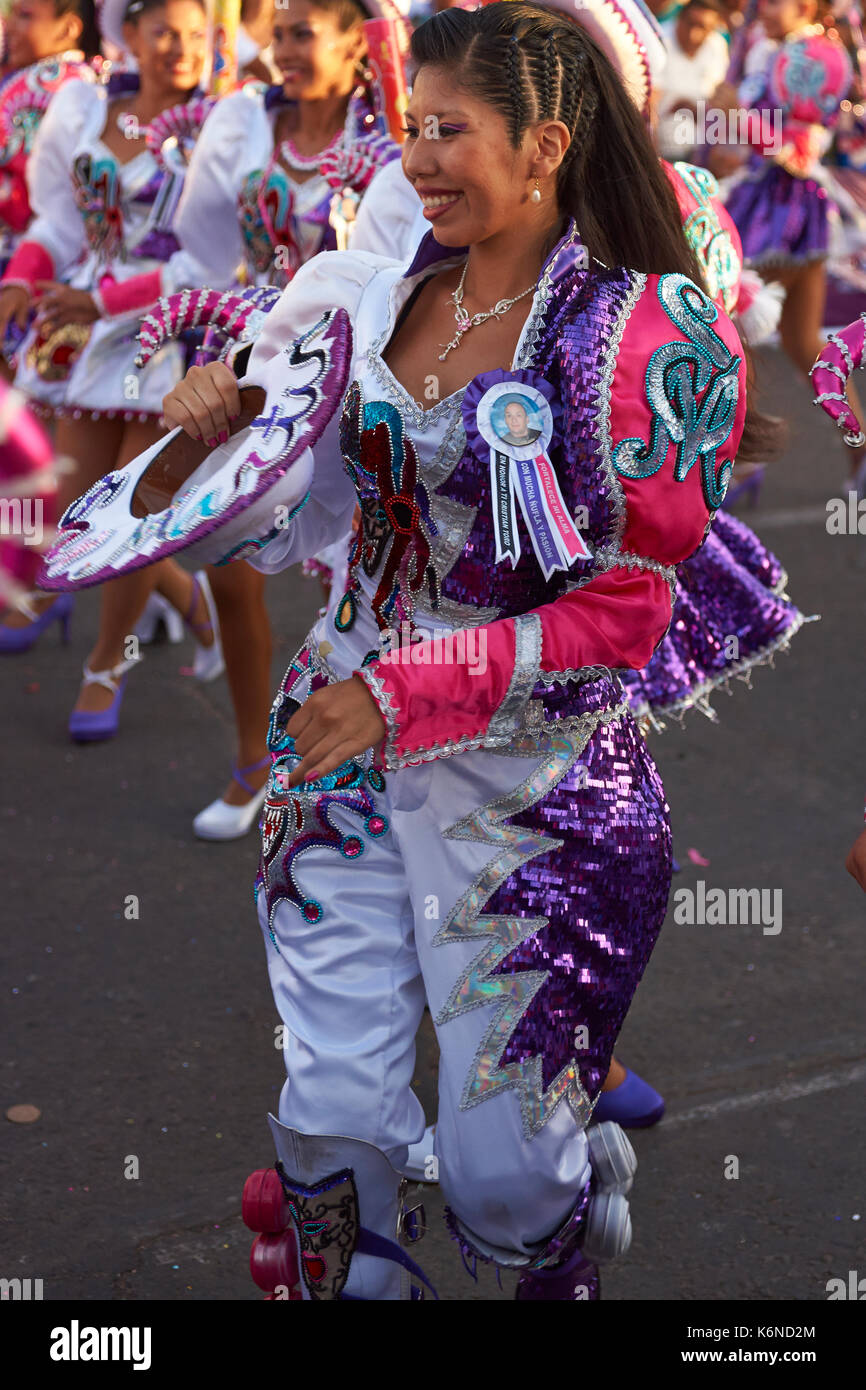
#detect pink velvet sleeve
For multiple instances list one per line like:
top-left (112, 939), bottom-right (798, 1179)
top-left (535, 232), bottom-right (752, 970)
top-left (2, 239), bottom-right (54, 289)
top-left (93, 269), bottom-right (164, 318)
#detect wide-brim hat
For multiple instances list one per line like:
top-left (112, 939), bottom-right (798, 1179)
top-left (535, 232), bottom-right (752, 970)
top-left (489, 0), bottom-right (667, 114)
top-left (38, 309), bottom-right (352, 591)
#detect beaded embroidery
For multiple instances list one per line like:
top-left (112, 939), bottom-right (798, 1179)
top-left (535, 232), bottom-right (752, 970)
top-left (339, 384), bottom-right (440, 628)
top-left (673, 162), bottom-right (741, 313)
top-left (258, 645), bottom-right (391, 937)
top-left (72, 152), bottom-right (123, 263)
top-left (612, 273), bottom-right (741, 510)
top-left (275, 1162), bottom-right (359, 1300)
top-left (238, 162), bottom-right (297, 282)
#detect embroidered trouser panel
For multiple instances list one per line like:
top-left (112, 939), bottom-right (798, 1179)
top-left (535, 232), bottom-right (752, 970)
top-left (255, 704), bottom-right (671, 1290)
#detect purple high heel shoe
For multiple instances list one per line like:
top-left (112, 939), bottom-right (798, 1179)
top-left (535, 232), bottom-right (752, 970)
top-left (0, 591), bottom-right (73, 653)
top-left (67, 656), bottom-right (142, 743)
top-left (592, 1066), bottom-right (665, 1129)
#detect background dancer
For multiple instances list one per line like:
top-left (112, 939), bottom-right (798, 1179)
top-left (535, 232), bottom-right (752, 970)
top-left (0, 0), bottom-right (221, 735)
top-left (169, 0), bottom-right (403, 837)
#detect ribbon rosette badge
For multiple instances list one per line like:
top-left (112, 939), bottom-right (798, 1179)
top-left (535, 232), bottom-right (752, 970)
top-left (464, 370), bottom-right (591, 580)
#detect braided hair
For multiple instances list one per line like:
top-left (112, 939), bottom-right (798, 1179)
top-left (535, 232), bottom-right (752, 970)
top-left (409, 2), bottom-right (702, 281)
top-left (410, 3), bottom-right (782, 460)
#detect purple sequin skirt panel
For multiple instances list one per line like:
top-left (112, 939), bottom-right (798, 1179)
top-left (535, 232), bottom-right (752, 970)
top-left (725, 160), bottom-right (832, 265)
top-left (491, 710), bottom-right (671, 1102)
top-left (620, 513), bottom-right (804, 718)
top-left (710, 508), bottom-right (786, 592)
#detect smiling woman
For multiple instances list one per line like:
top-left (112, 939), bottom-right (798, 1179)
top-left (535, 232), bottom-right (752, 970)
top-left (135, 1), bottom-right (749, 1300)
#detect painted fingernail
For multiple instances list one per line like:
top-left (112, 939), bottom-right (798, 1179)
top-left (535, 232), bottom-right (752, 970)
top-left (307, 770), bottom-right (320, 782)
top-left (218, 429), bottom-right (229, 444)
top-left (206, 436), bottom-right (218, 447)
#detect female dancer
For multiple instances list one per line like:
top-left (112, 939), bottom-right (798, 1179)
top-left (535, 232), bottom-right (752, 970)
top-left (0, 0), bottom-right (220, 733)
top-left (170, 0), bottom-right (401, 837)
top-left (162, 2), bottom-right (747, 1298)
top-left (0, 0), bottom-right (100, 279)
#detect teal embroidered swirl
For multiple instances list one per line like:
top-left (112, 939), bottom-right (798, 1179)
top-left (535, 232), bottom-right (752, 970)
top-left (612, 274), bottom-right (741, 510)
top-left (674, 162), bottom-right (740, 312)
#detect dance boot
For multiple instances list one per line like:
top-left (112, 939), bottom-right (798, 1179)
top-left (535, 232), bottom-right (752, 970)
top-left (592, 1066), bottom-right (665, 1128)
top-left (0, 591), bottom-right (72, 653)
top-left (445, 1119), bottom-right (635, 1300)
top-left (242, 1116), bottom-right (435, 1301)
top-left (193, 756), bottom-right (271, 840)
top-left (515, 1120), bottom-right (636, 1299)
top-left (404, 1124), bottom-right (436, 1182)
top-left (67, 654), bottom-right (142, 743)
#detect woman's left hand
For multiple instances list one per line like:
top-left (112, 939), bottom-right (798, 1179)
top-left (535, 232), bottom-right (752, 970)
top-left (33, 281), bottom-right (100, 330)
top-left (286, 675), bottom-right (387, 786)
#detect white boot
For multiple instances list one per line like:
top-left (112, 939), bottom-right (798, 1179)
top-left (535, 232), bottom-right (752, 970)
top-left (268, 1116), bottom-right (432, 1301)
top-left (403, 1123), bottom-right (436, 1183)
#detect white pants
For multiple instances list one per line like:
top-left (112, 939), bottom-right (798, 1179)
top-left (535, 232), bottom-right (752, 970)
top-left (256, 741), bottom-right (594, 1258)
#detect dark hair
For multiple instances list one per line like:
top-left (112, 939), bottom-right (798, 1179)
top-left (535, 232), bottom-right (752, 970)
top-left (53, 0), bottom-right (101, 60)
top-left (304, 0), bottom-right (368, 30)
top-left (122, 0), bottom-right (208, 24)
top-left (409, 2), bottom-right (704, 280)
top-left (680, 0), bottom-right (729, 22)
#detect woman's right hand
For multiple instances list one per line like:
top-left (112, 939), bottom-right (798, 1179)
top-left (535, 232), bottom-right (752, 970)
top-left (161, 360), bottom-right (241, 444)
top-left (0, 284), bottom-right (31, 338)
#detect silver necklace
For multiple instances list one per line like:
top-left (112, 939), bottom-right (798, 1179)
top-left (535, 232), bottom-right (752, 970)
top-left (438, 260), bottom-right (536, 361)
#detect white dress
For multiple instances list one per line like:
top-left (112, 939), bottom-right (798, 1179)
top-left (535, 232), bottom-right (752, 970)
top-left (350, 155), bottom-right (426, 262)
top-left (11, 79), bottom-right (206, 417)
top-left (175, 84), bottom-right (379, 291)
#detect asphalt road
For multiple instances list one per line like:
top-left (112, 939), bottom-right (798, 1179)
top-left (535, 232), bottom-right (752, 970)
top-left (1, 343), bottom-right (864, 1303)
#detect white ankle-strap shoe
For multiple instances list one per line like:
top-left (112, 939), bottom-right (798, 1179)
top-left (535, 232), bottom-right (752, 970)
top-left (134, 592), bottom-right (185, 644)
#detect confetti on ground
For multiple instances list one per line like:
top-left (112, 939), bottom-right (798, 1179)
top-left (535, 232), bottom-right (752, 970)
top-left (687, 848), bottom-right (710, 867)
top-left (6, 1104), bottom-right (40, 1124)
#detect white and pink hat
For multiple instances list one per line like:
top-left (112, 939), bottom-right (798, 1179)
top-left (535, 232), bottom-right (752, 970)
top-left (39, 305), bottom-right (353, 590)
